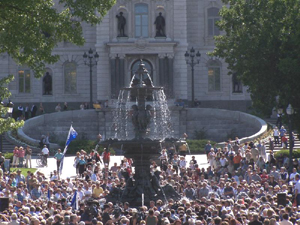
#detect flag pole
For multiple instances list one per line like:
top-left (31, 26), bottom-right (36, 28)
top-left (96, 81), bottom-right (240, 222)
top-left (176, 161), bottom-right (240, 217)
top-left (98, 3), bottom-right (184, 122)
top-left (59, 123), bottom-right (78, 177)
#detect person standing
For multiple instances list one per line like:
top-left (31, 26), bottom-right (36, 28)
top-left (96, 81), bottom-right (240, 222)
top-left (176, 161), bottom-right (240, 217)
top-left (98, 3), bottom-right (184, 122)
top-left (18, 147), bottom-right (25, 168)
top-left (24, 104), bottom-right (30, 120)
top-left (0, 152), bottom-right (5, 172)
top-left (295, 174), bottom-right (300, 206)
top-left (31, 104), bottom-right (37, 118)
top-left (280, 126), bottom-right (287, 146)
top-left (12, 146), bottom-right (19, 167)
top-left (204, 141), bottom-right (212, 162)
top-left (54, 149), bottom-right (64, 173)
top-left (102, 148), bottom-right (110, 167)
top-left (25, 146), bottom-right (32, 168)
top-left (78, 155), bottom-right (86, 177)
top-left (55, 103), bottom-right (61, 112)
top-left (63, 102), bottom-right (68, 111)
top-left (269, 137), bottom-right (274, 152)
top-left (17, 104), bottom-right (24, 118)
top-left (273, 127), bottom-right (280, 146)
top-left (41, 145), bottom-right (49, 166)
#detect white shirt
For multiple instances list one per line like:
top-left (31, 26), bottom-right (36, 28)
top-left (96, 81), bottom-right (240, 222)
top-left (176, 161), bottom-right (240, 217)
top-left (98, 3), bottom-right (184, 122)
top-left (220, 158), bottom-right (227, 167)
top-left (290, 172), bottom-right (298, 182)
top-left (42, 147), bottom-right (49, 155)
top-left (295, 180), bottom-right (300, 194)
top-left (179, 160), bottom-right (186, 168)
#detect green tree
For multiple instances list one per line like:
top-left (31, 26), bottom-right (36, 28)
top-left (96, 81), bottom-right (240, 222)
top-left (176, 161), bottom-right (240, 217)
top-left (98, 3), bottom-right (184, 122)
top-left (211, 0), bottom-right (300, 129)
top-left (0, 75), bottom-right (24, 133)
top-left (0, 0), bottom-right (115, 133)
top-left (0, 0), bottom-right (115, 77)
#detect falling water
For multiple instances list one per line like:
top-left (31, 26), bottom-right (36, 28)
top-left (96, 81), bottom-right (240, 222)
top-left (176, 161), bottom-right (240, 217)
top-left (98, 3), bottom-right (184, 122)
top-left (113, 88), bottom-right (173, 140)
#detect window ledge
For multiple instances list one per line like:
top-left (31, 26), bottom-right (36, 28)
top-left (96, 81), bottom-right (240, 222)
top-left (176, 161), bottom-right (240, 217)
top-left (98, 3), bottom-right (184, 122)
top-left (206, 91), bottom-right (224, 95)
top-left (15, 94), bottom-right (34, 98)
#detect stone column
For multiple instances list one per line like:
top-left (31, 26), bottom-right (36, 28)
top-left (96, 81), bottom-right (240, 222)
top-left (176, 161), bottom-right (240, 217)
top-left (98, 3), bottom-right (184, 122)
top-left (173, 0), bottom-right (188, 100)
top-left (110, 54), bottom-right (125, 98)
top-left (158, 54), bottom-right (174, 98)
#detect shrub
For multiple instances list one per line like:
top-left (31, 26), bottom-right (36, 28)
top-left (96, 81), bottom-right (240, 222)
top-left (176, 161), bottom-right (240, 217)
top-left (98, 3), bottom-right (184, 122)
top-left (67, 140), bottom-right (115, 155)
top-left (274, 149), bottom-right (300, 159)
top-left (194, 127), bottom-right (207, 140)
top-left (186, 139), bottom-right (217, 154)
top-left (4, 153), bottom-right (13, 162)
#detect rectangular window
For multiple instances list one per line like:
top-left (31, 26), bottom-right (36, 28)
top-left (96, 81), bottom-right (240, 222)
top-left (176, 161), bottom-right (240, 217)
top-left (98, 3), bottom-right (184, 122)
top-left (208, 67), bottom-right (221, 92)
top-left (18, 70), bottom-right (31, 93)
top-left (208, 18), bottom-right (220, 36)
top-left (64, 62), bottom-right (77, 94)
top-left (135, 4), bottom-right (148, 38)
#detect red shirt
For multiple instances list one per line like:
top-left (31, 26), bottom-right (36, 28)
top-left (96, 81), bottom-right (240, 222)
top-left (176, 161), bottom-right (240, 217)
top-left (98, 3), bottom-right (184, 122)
top-left (13, 149), bottom-right (19, 156)
top-left (18, 149), bottom-right (25, 157)
top-left (260, 173), bottom-right (268, 184)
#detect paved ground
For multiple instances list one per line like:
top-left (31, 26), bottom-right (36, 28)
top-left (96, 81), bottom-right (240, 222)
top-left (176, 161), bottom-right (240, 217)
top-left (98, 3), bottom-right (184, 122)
top-left (31, 154), bottom-right (209, 179)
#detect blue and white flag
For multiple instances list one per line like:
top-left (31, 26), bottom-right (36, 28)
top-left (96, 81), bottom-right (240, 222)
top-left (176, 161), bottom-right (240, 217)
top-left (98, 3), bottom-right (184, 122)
top-left (59, 125), bottom-right (78, 175)
top-left (71, 191), bottom-right (78, 209)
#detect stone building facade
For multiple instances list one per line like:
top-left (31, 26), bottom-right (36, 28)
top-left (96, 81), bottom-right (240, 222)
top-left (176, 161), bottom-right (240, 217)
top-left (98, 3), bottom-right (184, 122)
top-left (2, 0), bottom-right (251, 112)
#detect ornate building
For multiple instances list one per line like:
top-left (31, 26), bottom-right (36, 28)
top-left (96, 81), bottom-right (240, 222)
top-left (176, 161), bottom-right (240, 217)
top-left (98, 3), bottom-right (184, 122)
top-left (1, 0), bottom-right (251, 111)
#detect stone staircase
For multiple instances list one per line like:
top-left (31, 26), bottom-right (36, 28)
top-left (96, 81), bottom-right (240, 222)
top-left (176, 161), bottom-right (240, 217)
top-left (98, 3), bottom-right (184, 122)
top-left (263, 118), bottom-right (300, 152)
top-left (4, 132), bottom-right (41, 155)
top-left (0, 136), bottom-right (16, 153)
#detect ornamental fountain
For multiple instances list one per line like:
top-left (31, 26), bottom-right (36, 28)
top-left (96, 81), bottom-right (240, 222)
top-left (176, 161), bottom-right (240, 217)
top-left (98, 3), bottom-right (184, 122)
top-left (104, 60), bottom-right (181, 206)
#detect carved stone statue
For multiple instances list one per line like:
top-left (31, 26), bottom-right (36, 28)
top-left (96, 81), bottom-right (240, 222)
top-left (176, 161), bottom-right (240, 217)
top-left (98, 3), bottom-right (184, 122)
top-left (116, 12), bottom-right (127, 37)
top-left (43, 72), bottom-right (52, 95)
top-left (154, 12), bottom-right (166, 37)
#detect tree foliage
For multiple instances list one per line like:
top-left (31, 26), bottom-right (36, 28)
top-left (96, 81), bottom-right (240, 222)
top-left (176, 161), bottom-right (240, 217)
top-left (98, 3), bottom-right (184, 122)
top-left (211, 0), bottom-right (300, 130)
top-left (0, 0), bottom-right (115, 133)
top-left (0, 0), bottom-right (115, 77)
top-left (0, 75), bottom-right (24, 134)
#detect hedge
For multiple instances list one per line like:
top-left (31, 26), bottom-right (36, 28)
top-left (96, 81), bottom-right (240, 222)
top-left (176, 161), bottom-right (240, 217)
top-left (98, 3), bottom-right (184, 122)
top-left (274, 149), bottom-right (300, 159)
top-left (4, 152), bottom-right (13, 162)
top-left (66, 140), bottom-right (115, 155)
top-left (62, 139), bottom-right (215, 155)
top-left (186, 139), bottom-right (217, 154)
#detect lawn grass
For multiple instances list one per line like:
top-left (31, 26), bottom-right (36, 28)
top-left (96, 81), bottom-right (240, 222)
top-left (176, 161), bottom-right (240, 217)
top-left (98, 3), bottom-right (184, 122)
top-left (10, 168), bottom-right (37, 177)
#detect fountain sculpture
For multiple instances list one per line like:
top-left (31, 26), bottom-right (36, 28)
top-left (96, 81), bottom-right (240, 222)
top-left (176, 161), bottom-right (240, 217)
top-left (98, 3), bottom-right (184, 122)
top-left (104, 60), bottom-right (181, 206)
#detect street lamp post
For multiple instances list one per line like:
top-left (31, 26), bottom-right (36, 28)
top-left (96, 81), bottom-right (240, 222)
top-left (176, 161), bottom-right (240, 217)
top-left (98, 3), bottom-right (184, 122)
top-left (286, 104), bottom-right (294, 173)
top-left (83, 48), bottom-right (99, 109)
top-left (185, 47), bottom-right (201, 107)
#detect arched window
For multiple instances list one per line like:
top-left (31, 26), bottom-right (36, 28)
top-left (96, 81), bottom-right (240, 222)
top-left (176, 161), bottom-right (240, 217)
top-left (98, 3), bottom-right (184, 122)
top-left (135, 4), bottom-right (148, 38)
top-left (18, 68), bottom-right (31, 93)
top-left (131, 59), bottom-right (153, 80)
top-left (64, 62), bottom-right (77, 94)
top-left (232, 73), bottom-right (243, 93)
top-left (208, 7), bottom-right (220, 36)
top-left (208, 60), bottom-right (221, 92)
top-left (43, 68), bottom-right (53, 95)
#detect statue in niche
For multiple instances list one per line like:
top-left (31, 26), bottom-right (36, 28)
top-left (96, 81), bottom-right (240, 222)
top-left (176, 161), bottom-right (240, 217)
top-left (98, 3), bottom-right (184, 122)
top-left (154, 12), bottom-right (166, 37)
top-left (43, 72), bottom-right (52, 95)
top-left (116, 12), bottom-right (127, 37)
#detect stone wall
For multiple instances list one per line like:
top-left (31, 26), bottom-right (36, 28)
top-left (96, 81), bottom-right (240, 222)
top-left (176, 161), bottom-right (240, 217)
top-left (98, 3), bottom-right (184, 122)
top-left (18, 108), bottom-right (267, 146)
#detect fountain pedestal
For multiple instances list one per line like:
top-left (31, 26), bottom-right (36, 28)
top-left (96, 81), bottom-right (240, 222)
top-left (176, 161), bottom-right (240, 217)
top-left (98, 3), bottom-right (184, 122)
top-left (120, 140), bottom-right (161, 206)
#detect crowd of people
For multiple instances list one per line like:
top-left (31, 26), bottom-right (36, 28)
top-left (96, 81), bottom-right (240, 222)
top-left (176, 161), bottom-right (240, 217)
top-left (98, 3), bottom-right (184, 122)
top-left (1, 134), bottom-right (300, 225)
